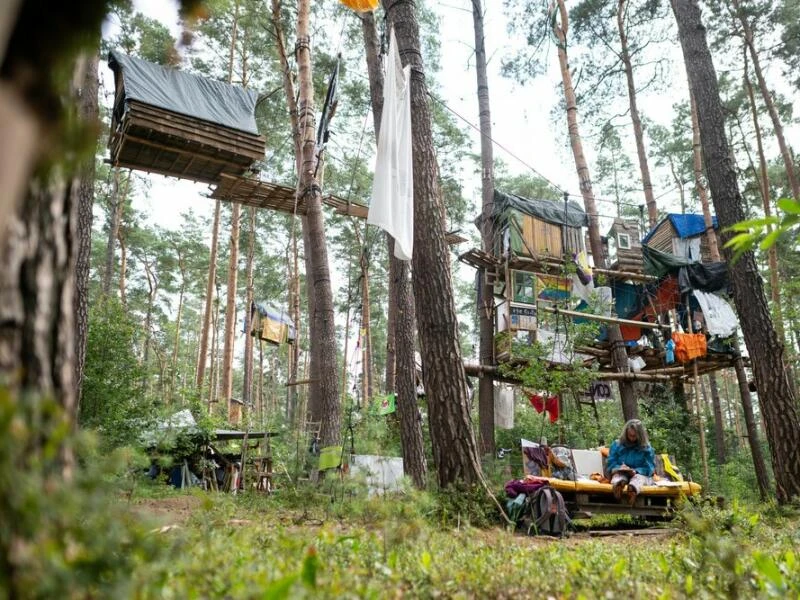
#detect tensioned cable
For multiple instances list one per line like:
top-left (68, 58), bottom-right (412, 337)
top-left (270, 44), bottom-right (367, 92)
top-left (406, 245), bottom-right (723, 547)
top-left (427, 91), bottom-right (566, 196)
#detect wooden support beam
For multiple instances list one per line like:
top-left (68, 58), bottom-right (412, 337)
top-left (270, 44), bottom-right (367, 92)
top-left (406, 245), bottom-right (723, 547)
top-left (541, 305), bottom-right (670, 330)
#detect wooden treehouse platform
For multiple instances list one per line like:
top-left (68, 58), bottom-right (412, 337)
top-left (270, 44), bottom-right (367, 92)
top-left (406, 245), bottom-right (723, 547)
top-left (109, 99), bottom-right (266, 184)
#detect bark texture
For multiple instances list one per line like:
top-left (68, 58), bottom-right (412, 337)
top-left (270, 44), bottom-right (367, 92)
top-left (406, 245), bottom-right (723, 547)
top-left (0, 175), bottom-right (79, 418)
top-left (74, 52), bottom-right (98, 406)
top-left (553, 0), bottom-right (637, 419)
top-left (386, 0), bottom-right (483, 487)
top-left (196, 199), bottom-right (221, 390)
top-left (617, 0), bottom-right (657, 228)
top-left (295, 0), bottom-right (340, 448)
top-left (472, 0), bottom-right (496, 457)
top-left (675, 0), bottom-right (800, 503)
top-left (361, 10), bottom-right (426, 487)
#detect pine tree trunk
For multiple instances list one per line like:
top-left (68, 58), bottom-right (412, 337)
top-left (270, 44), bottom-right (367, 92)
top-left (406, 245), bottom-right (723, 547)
top-left (0, 175), bottom-right (79, 417)
top-left (75, 52), bottom-right (98, 407)
top-left (295, 0), bottom-right (340, 449)
top-left (743, 50), bottom-right (783, 341)
top-left (472, 0), bottom-right (496, 457)
top-left (733, 356), bottom-right (770, 500)
top-left (359, 241), bottom-right (374, 401)
top-left (223, 203), bottom-right (241, 423)
top-left (617, 0), bottom-right (657, 228)
top-left (708, 372), bottom-right (726, 464)
top-left (675, 0), bottom-right (800, 503)
top-left (103, 169), bottom-right (128, 297)
top-left (242, 207), bottom-right (256, 413)
top-left (118, 227), bottom-right (127, 306)
top-left (730, 0), bottom-right (800, 203)
top-left (171, 248), bottom-right (186, 403)
top-left (361, 10), bottom-right (426, 487)
top-left (360, 11), bottom-right (397, 395)
top-left (386, 0), bottom-right (483, 488)
top-left (196, 199), bottom-right (221, 389)
top-left (553, 0), bottom-right (637, 418)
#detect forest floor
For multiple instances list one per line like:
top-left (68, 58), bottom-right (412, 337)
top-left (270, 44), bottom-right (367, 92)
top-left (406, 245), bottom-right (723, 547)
top-left (119, 484), bottom-right (800, 597)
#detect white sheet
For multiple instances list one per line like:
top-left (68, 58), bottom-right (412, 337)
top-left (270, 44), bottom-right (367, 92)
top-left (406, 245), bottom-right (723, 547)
top-left (368, 28), bottom-right (413, 260)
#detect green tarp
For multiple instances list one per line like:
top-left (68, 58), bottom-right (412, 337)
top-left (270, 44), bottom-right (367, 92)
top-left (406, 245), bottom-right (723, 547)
top-left (642, 244), bottom-right (695, 278)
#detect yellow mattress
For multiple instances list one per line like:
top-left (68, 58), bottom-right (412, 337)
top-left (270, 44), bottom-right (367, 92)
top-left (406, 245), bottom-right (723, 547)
top-left (543, 477), bottom-right (701, 497)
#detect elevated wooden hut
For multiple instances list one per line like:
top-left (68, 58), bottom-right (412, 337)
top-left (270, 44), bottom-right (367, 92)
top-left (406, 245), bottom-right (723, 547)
top-left (642, 213), bottom-right (720, 263)
top-left (607, 218), bottom-right (643, 272)
top-left (107, 51), bottom-right (266, 184)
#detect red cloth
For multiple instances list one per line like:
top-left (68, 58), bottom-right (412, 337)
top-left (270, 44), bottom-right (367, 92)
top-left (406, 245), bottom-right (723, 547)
top-left (528, 394), bottom-right (560, 423)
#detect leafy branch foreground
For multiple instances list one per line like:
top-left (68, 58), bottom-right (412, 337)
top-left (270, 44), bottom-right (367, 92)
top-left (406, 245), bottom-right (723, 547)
top-left (2, 398), bottom-right (799, 600)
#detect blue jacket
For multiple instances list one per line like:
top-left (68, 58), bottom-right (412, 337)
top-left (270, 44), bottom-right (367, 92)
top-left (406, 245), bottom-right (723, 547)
top-left (606, 440), bottom-right (655, 476)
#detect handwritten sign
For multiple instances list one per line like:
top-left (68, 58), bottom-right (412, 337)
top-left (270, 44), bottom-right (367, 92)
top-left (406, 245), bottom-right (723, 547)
top-left (509, 302), bottom-right (537, 331)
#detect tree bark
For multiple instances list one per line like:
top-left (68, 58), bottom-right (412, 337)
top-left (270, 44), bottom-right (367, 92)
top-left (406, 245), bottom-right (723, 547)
top-left (733, 356), bottom-right (770, 500)
top-left (170, 247), bottom-right (186, 404)
top-left (707, 373), bottom-right (726, 464)
top-left (74, 52), bottom-right (98, 407)
top-left (730, 0), bottom-right (800, 203)
top-left (0, 175), bottom-right (79, 418)
top-left (223, 203), bottom-right (241, 423)
top-left (361, 10), bottom-right (426, 487)
top-left (242, 207), bottom-right (256, 416)
top-left (675, 0), bottom-right (800, 503)
top-left (196, 199), bottom-right (221, 390)
top-left (742, 48), bottom-right (783, 342)
top-left (385, 0), bottom-right (483, 488)
top-left (617, 0), bottom-right (657, 228)
top-left (553, 0), bottom-right (637, 419)
top-left (472, 0), bottom-right (496, 457)
top-left (294, 0), bottom-right (340, 449)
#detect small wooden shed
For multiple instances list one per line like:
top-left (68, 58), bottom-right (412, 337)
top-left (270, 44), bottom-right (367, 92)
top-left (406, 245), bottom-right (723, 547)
top-left (107, 51), bottom-right (266, 184)
top-left (642, 213), bottom-right (720, 263)
top-left (607, 218), bottom-right (643, 272)
top-left (490, 190), bottom-right (587, 260)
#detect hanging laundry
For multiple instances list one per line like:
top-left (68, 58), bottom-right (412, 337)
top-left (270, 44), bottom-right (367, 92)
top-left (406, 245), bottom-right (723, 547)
top-left (692, 290), bottom-right (737, 337)
top-left (665, 338), bottom-right (676, 364)
top-left (672, 332), bottom-right (707, 363)
top-left (494, 386), bottom-right (515, 429)
top-left (368, 28), bottom-right (413, 260)
top-left (528, 393), bottom-right (559, 423)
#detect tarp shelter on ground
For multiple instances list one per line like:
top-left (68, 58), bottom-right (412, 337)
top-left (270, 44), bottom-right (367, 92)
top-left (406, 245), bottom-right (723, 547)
top-left (107, 51), bottom-right (265, 184)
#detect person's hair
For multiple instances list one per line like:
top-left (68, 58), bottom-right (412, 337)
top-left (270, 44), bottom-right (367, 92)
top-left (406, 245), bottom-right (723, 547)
top-left (618, 418), bottom-right (649, 448)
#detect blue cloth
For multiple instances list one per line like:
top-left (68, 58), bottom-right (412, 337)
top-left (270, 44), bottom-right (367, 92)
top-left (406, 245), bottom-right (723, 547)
top-left (606, 440), bottom-right (655, 477)
top-left (665, 339), bottom-right (675, 364)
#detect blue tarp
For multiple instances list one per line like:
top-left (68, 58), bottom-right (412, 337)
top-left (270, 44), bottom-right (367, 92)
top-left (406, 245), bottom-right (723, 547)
top-left (642, 214), bottom-right (718, 244)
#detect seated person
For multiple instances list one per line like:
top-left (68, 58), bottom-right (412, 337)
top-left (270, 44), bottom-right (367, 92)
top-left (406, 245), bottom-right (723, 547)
top-left (606, 418), bottom-right (655, 504)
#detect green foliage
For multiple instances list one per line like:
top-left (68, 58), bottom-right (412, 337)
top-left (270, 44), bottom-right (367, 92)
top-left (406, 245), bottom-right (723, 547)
top-left (0, 391), bottom-right (174, 599)
top-left (725, 197), bottom-right (800, 261)
top-left (80, 297), bottom-right (151, 448)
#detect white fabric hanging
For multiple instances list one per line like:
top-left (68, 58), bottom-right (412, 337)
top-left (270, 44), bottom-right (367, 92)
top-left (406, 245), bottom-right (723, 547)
top-left (368, 28), bottom-right (413, 260)
top-left (692, 290), bottom-right (738, 337)
top-left (494, 385), bottom-right (515, 429)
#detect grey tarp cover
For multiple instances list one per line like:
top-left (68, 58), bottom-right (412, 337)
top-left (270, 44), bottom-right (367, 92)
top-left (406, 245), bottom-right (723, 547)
top-left (490, 189), bottom-right (588, 230)
top-left (643, 244), bottom-right (729, 293)
top-left (109, 50), bottom-right (260, 135)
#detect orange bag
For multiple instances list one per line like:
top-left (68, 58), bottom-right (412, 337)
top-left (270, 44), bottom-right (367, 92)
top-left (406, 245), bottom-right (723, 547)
top-left (672, 332), bottom-right (707, 363)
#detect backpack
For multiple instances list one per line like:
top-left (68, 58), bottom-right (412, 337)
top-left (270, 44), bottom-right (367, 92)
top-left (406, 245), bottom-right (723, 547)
top-left (530, 486), bottom-right (571, 537)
